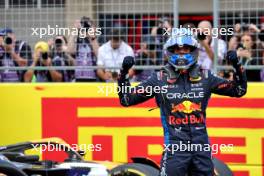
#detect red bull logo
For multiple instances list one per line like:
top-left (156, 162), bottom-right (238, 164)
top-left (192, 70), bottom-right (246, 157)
top-left (168, 115), bottom-right (205, 125)
top-left (171, 101), bottom-right (201, 114)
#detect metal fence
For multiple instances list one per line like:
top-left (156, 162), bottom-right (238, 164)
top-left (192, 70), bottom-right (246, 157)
top-left (0, 0), bottom-right (264, 81)
top-left (215, 0), bottom-right (264, 73)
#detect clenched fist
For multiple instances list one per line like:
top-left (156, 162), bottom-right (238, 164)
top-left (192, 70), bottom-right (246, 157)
top-left (121, 56), bottom-right (135, 74)
top-left (226, 50), bottom-right (240, 68)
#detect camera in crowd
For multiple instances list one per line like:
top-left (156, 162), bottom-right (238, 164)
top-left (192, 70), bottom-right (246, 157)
top-left (237, 43), bottom-right (246, 50)
top-left (4, 36), bottom-right (12, 45)
top-left (41, 52), bottom-right (48, 60)
top-left (156, 17), bottom-right (170, 35)
top-left (148, 43), bottom-right (156, 51)
top-left (77, 16), bottom-right (95, 40)
top-left (80, 16), bottom-right (92, 31)
top-left (156, 27), bottom-right (165, 36)
top-left (0, 28), bottom-right (13, 46)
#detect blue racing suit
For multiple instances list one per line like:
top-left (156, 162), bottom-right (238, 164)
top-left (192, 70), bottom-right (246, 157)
top-left (117, 62), bottom-right (247, 176)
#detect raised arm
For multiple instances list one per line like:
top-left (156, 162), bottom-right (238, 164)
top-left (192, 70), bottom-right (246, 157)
top-left (117, 56), bottom-right (156, 106)
top-left (210, 50), bottom-right (247, 97)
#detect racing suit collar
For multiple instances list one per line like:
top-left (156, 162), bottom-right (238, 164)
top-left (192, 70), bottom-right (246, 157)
top-left (162, 64), bottom-right (202, 83)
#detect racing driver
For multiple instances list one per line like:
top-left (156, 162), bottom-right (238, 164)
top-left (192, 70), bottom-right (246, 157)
top-left (117, 29), bottom-right (247, 176)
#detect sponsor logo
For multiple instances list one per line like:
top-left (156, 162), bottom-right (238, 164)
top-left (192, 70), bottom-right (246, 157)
top-left (171, 101), bottom-right (201, 114)
top-left (217, 83), bottom-right (229, 89)
top-left (166, 92), bottom-right (204, 99)
top-left (191, 87), bottom-right (204, 91)
top-left (169, 115), bottom-right (205, 125)
top-left (165, 84), bottom-right (178, 88)
top-left (191, 83), bottom-right (203, 87)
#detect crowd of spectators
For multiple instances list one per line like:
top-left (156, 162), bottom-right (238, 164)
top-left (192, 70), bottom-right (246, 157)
top-left (0, 16), bottom-right (264, 82)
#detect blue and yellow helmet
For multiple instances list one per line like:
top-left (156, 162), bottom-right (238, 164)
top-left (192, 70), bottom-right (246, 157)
top-left (164, 28), bottom-right (198, 70)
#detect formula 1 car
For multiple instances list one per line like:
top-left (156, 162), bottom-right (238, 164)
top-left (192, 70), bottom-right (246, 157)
top-left (0, 138), bottom-right (233, 176)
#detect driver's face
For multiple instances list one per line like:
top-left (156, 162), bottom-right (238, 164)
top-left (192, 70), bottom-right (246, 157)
top-left (174, 45), bottom-right (191, 55)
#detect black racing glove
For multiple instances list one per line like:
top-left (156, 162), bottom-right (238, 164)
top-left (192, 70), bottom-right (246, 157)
top-left (226, 50), bottom-right (240, 68)
top-left (120, 56), bottom-right (135, 77)
top-left (226, 50), bottom-right (246, 84)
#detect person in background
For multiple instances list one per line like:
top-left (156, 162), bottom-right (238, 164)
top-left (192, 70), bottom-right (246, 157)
top-left (197, 21), bottom-right (227, 70)
top-left (228, 36), bottom-right (239, 51)
top-left (259, 22), bottom-right (264, 81)
top-left (0, 28), bottom-right (32, 82)
top-left (232, 23), bottom-right (264, 81)
top-left (68, 16), bottom-right (100, 82)
top-left (237, 33), bottom-right (264, 81)
top-left (50, 35), bottom-right (75, 82)
top-left (0, 32), bottom-right (5, 63)
top-left (133, 36), bottom-right (155, 82)
top-left (24, 41), bottom-right (64, 82)
top-left (151, 17), bottom-right (172, 65)
top-left (259, 22), bottom-right (264, 46)
top-left (96, 28), bottom-right (134, 82)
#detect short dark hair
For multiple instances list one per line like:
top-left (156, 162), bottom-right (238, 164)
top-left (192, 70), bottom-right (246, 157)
top-left (55, 35), bottom-right (68, 44)
top-left (110, 28), bottom-right (124, 41)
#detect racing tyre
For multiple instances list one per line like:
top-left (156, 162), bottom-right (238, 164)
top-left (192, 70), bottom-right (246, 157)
top-left (110, 163), bottom-right (159, 176)
top-left (213, 158), bottom-right (233, 176)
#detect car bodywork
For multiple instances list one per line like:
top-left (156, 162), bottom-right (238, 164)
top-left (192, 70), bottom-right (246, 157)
top-left (0, 138), bottom-right (233, 176)
top-left (0, 138), bottom-right (109, 176)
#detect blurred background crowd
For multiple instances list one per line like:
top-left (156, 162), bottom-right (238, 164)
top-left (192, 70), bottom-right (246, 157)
top-left (0, 0), bottom-right (264, 83)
